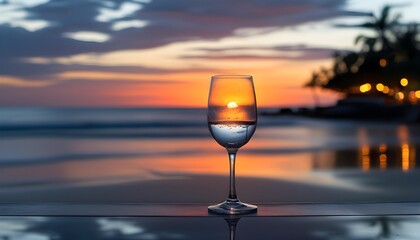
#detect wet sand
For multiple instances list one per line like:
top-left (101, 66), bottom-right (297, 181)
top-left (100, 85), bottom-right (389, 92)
top-left (1, 171), bottom-right (420, 204)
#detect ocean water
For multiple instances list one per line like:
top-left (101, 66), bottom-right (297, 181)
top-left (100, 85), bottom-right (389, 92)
top-left (1, 107), bottom-right (420, 203)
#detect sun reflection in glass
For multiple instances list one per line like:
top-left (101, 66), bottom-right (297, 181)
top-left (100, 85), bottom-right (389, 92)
top-left (227, 101), bottom-right (238, 109)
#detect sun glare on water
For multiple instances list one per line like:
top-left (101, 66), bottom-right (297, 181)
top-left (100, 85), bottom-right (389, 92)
top-left (227, 101), bottom-right (238, 109)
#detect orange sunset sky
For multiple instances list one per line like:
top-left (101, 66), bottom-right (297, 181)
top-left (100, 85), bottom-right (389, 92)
top-left (1, 0), bottom-right (419, 107)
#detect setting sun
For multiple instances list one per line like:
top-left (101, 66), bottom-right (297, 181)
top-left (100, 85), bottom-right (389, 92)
top-left (227, 101), bottom-right (238, 109)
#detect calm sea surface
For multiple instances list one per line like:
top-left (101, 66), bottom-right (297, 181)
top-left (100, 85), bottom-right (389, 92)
top-left (1, 107), bottom-right (420, 203)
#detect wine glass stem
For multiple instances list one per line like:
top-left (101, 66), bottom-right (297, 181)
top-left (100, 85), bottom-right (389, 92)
top-left (227, 149), bottom-right (238, 201)
top-left (229, 221), bottom-right (237, 240)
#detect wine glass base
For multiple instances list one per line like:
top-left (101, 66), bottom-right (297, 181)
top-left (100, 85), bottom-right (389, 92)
top-left (208, 200), bottom-right (257, 215)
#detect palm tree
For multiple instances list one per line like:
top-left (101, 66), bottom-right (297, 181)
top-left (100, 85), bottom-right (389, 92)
top-left (339, 5), bottom-right (403, 52)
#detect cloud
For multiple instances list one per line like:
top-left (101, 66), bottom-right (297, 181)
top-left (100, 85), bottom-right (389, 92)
top-left (63, 31), bottom-right (111, 42)
top-left (0, 56), bottom-right (217, 80)
top-left (111, 20), bottom-right (148, 31)
top-left (0, 0), bottom-right (50, 31)
top-left (0, 0), bottom-right (367, 82)
top-left (0, 0), bottom-right (361, 56)
top-left (96, 2), bottom-right (143, 22)
top-left (182, 44), bottom-right (341, 61)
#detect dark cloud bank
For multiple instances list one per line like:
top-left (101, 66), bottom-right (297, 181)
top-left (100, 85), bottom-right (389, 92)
top-left (0, 0), bottom-right (369, 80)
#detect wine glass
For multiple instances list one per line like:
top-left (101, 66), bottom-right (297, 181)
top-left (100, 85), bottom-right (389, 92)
top-left (207, 75), bottom-right (257, 214)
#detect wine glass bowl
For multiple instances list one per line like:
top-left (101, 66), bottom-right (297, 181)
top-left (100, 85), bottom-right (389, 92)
top-left (207, 75), bottom-right (258, 215)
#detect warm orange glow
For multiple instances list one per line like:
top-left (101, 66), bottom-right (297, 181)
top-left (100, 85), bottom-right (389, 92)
top-left (361, 145), bottom-right (370, 156)
top-left (227, 101), bottom-right (238, 109)
top-left (221, 103), bottom-right (246, 121)
top-left (415, 90), bottom-right (420, 98)
top-left (208, 76), bottom-right (255, 107)
top-left (208, 75), bottom-right (257, 122)
top-left (379, 154), bottom-right (387, 170)
top-left (376, 83), bottom-right (384, 92)
top-left (396, 92), bottom-right (404, 100)
top-left (360, 83), bottom-right (371, 93)
top-left (35, 55), bottom-right (337, 107)
top-left (362, 155), bottom-right (370, 171)
top-left (0, 54), bottom-right (342, 107)
top-left (400, 78), bottom-right (408, 87)
top-left (379, 58), bottom-right (387, 68)
top-left (361, 145), bottom-right (370, 171)
top-left (382, 86), bottom-right (390, 94)
top-left (0, 138), bottom-right (331, 189)
top-left (410, 145), bottom-right (416, 169)
top-left (379, 144), bottom-right (387, 153)
top-left (408, 91), bottom-right (416, 102)
top-left (398, 125), bottom-right (409, 142)
top-left (402, 143), bottom-right (410, 172)
top-left (358, 128), bottom-right (370, 171)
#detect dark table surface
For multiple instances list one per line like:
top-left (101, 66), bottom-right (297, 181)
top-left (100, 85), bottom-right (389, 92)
top-left (1, 202), bottom-right (420, 239)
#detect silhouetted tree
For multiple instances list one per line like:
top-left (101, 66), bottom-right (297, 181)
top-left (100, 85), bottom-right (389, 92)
top-left (354, 5), bottom-right (401, 52)
top-left (306, 5), bottom-right (420, 104)
top-left (305, 72), bottom-right (321, 107)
